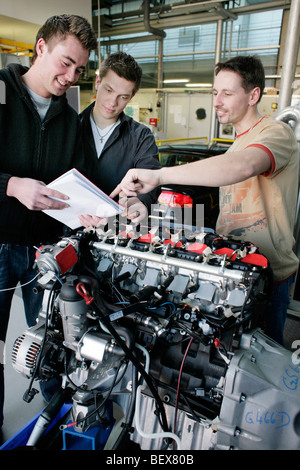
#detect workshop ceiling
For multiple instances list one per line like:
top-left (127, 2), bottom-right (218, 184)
top-left (0, 1), bottom-right (292, 89)
top-left (93, 0), bottom-right (291, 39)
top-left (0, 1), bottom-right (291, 51)
top-left (91, 0), bottom-right (290, 88)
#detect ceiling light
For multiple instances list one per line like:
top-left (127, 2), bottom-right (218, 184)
top-left (185, 83), bottom-right (212, 88)
top-left (163, 79), bottom-right (190, 84)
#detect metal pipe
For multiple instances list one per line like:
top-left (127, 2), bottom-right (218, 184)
top-left (157, 37), bottom-right (163, 90)
top-left (210, 19), bottom-right (223, 143)
top-left (91, 241), bottom-right (248, 282)
top-left (277, 0), bottom-right (300, 110)
top-left (97, 0), bottom-right (101, 67)
top-left (275, 105), bottom-right (300, 139)
top-left (144, 0), bottom-right (166, 39)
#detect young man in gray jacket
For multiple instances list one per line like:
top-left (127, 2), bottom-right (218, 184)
top-left (0, 14), bottom-right (97, 431)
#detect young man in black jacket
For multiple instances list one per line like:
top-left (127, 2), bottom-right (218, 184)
top-left (0, 14), bottom-right (97, 430)
top-left (78, 52), bottom-right (161, 229)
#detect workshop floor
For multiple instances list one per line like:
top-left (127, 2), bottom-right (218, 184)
top-left (0, 293), bottom-right (45, 447)
top-left (1, 291), bottom-right (300, 448)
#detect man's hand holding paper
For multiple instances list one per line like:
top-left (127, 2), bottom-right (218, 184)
top-left (42, 169), bottom-right (123, 229)
top-left (7, 177), bottom-right (69, 211)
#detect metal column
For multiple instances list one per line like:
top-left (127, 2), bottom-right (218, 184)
top-left (277, 0), bottom-right (300, 110)
top-left (209, 19), bottom-right (223, 143)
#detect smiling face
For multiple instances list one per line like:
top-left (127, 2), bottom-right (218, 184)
top-left (94, 69), bottom-right (135, 126)
top-left (213, 69), bottom-right (260, 133)
top-left (32, 34), bottom-right (89, 98)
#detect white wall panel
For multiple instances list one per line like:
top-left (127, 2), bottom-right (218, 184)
top-left (0, 0), bottom-right (92, 25)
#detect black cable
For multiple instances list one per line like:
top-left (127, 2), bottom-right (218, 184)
top-left (173, 318), bottom-right (211, 345)
top-left (23, 285), bottom-right (56, 402)
top-left (111, 359), bottom-right (138, 450)
top-left (155, 378), bottom-right (219, 422)
top-left (89, 294), bottom-right (170, 434)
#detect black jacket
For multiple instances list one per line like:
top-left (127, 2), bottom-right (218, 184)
top-left (80, 102), bottom-right (161, 212)
top-left (0, 64), bottom-right (85, 245)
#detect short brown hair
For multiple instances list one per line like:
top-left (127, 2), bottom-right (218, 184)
top-left (99, 52), bottom-right (142, 95)
top-left (32, 14), bottom-right (97, 63)
top-left (215, 55), bottom-right (265, 103)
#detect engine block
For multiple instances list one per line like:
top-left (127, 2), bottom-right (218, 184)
top-left (10, 227), bottom-right (300, 450)
top-left (90, 226), bottom-right (270, 327)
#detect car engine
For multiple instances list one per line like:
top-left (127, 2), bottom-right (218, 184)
top-left (10, 224), bottom-right (300, 450)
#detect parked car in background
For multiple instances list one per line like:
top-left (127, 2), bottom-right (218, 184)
top-left (150, 144), bottom-right (229, 232)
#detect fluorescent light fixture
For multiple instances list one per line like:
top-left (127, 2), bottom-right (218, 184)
top-left (163, 79), bottom-right (190, 84)
top-left (185, 83), bottom-right (212, 88)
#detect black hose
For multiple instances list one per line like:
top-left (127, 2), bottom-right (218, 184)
top-left (111, 360), bottom-right (138, 450)
top-left (89, 295), bottom-right (170, 434)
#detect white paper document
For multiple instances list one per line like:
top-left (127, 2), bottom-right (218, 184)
top-left (43, 168), bottom-right (123, 229)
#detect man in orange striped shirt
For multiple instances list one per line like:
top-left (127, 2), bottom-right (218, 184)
top-left (111, 55), bottom-right (299, 345)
